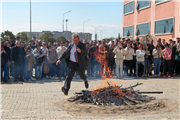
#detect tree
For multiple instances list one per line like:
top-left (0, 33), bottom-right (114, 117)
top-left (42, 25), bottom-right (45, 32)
top-left (40, 32), bottom-right (55, 44)
top-left (1, 30), bottom-right (15, 42)
top-left (16, 32), bottom-right (28, 42)
top-left (56, 36), bottom-right (66, 42)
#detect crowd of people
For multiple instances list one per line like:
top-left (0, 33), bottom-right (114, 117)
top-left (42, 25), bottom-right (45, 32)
top-left (1, 35), bottom-right (180, 83)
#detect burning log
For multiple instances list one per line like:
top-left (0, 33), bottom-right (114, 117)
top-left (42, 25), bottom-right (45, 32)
top-left (68, 82), bottom-right (163, 106)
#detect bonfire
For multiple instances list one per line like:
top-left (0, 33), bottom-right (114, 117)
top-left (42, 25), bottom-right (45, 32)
top-left (68, 81), bottom-right (162, 106)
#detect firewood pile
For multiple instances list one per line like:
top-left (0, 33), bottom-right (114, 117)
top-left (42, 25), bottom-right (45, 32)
top-left (68, 82), bottom-right (163, 106)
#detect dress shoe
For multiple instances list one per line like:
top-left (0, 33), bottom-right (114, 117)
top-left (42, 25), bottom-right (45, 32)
top-left (84, 81), bottom-right (89, 89)
top-left (61, 87), bottom-right (68, 95)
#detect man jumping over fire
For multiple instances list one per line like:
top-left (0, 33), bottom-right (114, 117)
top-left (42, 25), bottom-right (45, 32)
top-left (56, 33), bottom-right (89, 95)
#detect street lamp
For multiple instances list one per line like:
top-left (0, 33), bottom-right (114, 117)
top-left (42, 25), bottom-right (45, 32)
top-left (62, 10), bottom-right (72, 32)
top-left (83, 19), bottom-right (90, 39)
top-left (66, 19), bottom-right (68, 31)
top-left (91, 25), bottom-right (101, 40)
top-left (30, 0), bottom-right (32, 38)
top-left (97, 29), bottom-right (106, 40)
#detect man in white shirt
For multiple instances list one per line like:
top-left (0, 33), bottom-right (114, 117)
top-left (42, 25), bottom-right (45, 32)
top-left (56, 33), bottom-right (88, 95)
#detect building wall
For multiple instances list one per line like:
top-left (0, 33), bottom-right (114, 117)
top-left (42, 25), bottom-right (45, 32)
top-left (122, 0), bottom-right (180, 43)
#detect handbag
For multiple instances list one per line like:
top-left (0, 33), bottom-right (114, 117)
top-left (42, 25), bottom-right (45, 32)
top-left (38, 56), bottom-right (44, 63)
top-left (43, 62), bottom-right (49, 73)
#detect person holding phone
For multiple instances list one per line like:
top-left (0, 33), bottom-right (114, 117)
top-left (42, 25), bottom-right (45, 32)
top-left (153, 44), bottom-right (163, 77)
top-left (113, 41), bottom-right (125, 78)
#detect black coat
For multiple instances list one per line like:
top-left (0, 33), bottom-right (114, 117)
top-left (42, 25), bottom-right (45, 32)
top-left (171, 46), bottom-right (176, 60)
top-left (11, 46), bottom-right (26, 64)
top-left (59, 41), bottom-right (87, 68)
top-left (2, 46), bottom-right (11, 62)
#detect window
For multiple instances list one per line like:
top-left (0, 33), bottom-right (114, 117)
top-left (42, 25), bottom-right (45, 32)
top-left (135, 22), bottom-right (150, 36)
top-left (136, 0), bottom-right (150, 11)
top-left (155, 17), bottom-right (174, 34)
top-left (155, 0), bottom-right (169, 5)
top-left (124, 1), bottom-right (134, 15)
top-left (123, 25), bottom-right (133, 37)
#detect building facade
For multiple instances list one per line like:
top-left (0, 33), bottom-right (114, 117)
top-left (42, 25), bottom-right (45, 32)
top-left (122, 0), bottom-right (180, 42)
top-left (23, 31), bottom-right (92, 42)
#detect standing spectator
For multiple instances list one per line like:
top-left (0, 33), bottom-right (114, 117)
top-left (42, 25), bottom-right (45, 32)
top-left (89, 40), bottom-right (93, 47)
top-left (153, 45), bottom-right (163, 77)
top-left (124, 42), bottom-right (134, 76)
top-left (21, 42), bottom-right (26, 49)
top-left (29, 40), bottom-right (36, 50)
top-left (0, 45), bottom-right (7, 82)
top-left (157, 39), bottom-right (164, 76)
top-left (24, 45), bottom-right (32, 81)
top-left (86, 43), bottom-right (91, 77)
top-left (169, 39), bottom-right (172, 44)
top-left (162, 39), bottom-right (166, 46)
top-left (136, 44), bottom-right (145, 77)
top-left (56, 42), bottom-right (67, 80)
top-left (1, 41), bottom-right (11, 79)
top-left (170, 41), bottom-right (176, 76)
top-left (16, 36), bottom-right (21, 42)
top-left (175, 43), bottom-right (180, 76)
top-left (133, 38), bottom-right (140, 75)
top-left (9, 37), bottom-right (15, 47)
top-left (48, 42), bottom-right (52, 47)
top-left (113, 42), bottom-right (125, 78)
top-left (11, 41), bottom-right (26, 82)
top-left (33, 44), bottom-right (44, 80)
top-left (89, 40), bottom-right (99, 77)
top-left (41, 42), bottom-right (49, 78)
top-left (162, 43), bottom-right (172, 77)
top-left (144, 44), bottom-right (151, 76)
top-left (47, 44), bottom-right (58, 79)
top-left (132, 44), bottom-right (136, 76)
top-left (149, 40), bottom-right (155, 75)
top-left (99, 39), bottom-right (109, 76)
top-left (83, 39), bottom-right (87, 44)
top-left (108, 41), bottom-right (115, 76)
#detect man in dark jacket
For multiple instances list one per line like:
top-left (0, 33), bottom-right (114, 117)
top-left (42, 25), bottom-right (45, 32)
top-left (11, 41), bottom-right (26, 81)
top-left (56, 33), bottom-right (88, 95)
top-left (1, 41), bottom-right (10, 82)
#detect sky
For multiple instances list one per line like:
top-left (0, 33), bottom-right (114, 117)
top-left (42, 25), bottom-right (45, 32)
top-left (1, 0), bottom-right (123, 40)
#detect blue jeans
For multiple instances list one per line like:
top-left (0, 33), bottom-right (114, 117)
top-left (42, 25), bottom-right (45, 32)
top-left (153, 58), bottom-right (162, 75)
top-left (57, 59), bottom-right (66, 77)
top-left (35, 64), bottom-right (43, 78)
top-left (1, 62), bottom-right (7, 81)
top-left (24, 59), bottom-right (32, 80)
top-left (48, 63), bottom-right (56, 77)
top-left (144, 58), bottom-right (150, 74)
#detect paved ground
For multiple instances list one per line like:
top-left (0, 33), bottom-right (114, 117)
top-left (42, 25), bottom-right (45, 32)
top-left (1, 76), bottom-right (180, 120)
